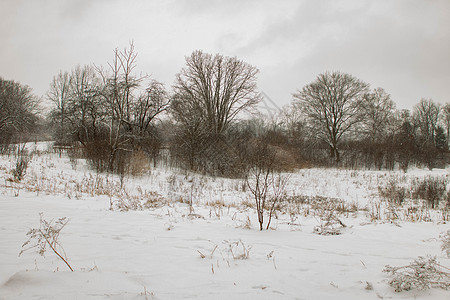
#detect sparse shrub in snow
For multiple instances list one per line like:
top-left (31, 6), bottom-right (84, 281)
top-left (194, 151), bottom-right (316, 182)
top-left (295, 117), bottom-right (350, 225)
top-left (197, 239), bottom-right (252, 274)
top-left (441, 230), bottom-right (450, 258)
top-left (368, 201), bottom-right (382, 221)
top-left (224, 240), bottom-right (252, 260)
top-left (19, 213), bottom-right (73, 271)
top-left (383, 256), bottom-right (450, 292)
top-left (247, 170), bottom-right (290, 230)
top-left (244, 140), bottom-right (290, 230)
top-left (244, 138), bottom-right (291, 230)
top-left (312, 199), bottom-right (347, 235)
top-left (384, 202), bottom-right (401, 223)
top-left (281, 194), bottom-right (357, 229)
top-left (404, 205), bottom-right (432, 222)
top-left (279, 195), bottom-right (349, 234)
top-left (411, 177), bottom-right (448, 209)
top-left (378, 177), bottom-right (406, 205)
top-left (114, 189), bottom-right (166, 211)
top-left (12, 144), bottom-right (31, 181)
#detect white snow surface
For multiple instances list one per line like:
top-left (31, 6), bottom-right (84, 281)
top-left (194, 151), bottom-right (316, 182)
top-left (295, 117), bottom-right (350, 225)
top-left (0, 143), bottom-right (449, 299)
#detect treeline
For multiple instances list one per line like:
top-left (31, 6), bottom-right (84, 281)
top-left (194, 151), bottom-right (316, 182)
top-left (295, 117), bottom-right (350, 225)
top-left (285, 73), bottom-right (449, 171)
top-left (1, 44), bottom-right (449, 175)
top-left (0, 77), bottom-right (39, 150)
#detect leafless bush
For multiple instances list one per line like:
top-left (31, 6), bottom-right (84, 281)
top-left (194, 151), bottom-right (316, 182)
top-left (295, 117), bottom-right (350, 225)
top-left (367, 200), bottom-right (381, 221)
top-left (411, 177), bottom-right (448, 209)
top-left (378, 177), bottom-right (406, 205)
top-left (404, 205), bottom-right (432, 222)
top-left (245, 138), bottom-right (291, 230)
top-left (282, 194), bottom-right (356, 221)
top-left (19, 213), bottom-right (73, 271)
top-left (246, 168), bottom-right (290, 230)
top-left (312, 200), bottom-right (347, 235)
top-left (114, 190), bottom-right (166, 211)
top-left (384, 256), bottom-right (450, 292)
top-left (12, 144), bottom-right (31, 181)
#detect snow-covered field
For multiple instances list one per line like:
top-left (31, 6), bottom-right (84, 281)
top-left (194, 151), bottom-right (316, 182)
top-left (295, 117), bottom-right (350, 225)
top-left (0, 143), bottom-right (449, 299)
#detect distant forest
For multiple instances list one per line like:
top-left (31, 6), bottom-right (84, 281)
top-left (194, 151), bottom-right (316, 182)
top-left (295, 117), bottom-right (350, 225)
top-left (1, 44), bottom-right (449, 176)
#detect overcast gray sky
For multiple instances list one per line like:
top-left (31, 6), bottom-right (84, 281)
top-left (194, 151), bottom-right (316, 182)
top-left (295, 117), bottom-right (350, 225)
top-left (1, 0), bottom-right (449, 110)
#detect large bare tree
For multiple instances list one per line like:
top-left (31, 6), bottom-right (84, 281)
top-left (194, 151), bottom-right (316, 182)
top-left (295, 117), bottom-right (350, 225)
top-left (96, 43), bottom-right (142, 170)
top-left (293, 71), bottom-right (369, 163)
top-left (173, 50), bottom-right (261, 135)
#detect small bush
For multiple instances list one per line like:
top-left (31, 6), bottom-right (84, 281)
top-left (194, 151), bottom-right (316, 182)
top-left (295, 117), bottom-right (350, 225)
top-left (411, 177), bottom-right (448, 209)
top-left (19, 213), bottom-right (73, 271)
top-left (384, 256), bottom-right (450, 292)
top-left (312, 200), bottom-right (347, 235)
top-left (378, 178), bottom-right (406, 205)
top-left (12, 145), bottom-right (31, 181)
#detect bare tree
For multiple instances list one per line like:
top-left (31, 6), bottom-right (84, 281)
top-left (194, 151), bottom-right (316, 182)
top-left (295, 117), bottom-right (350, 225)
top-left (360, 87), bottom-right (396, 143)
top-left (413, 98), bottom-right (440, 145)
top-left (96, 42), bottom-right (142, 171)
top-left (279, 104), bottom-right (305, 140)
top-left (170, 91), bottom-right (213, 170)
top-left (173, 50), bottom-right (261, 135)
top-left (0, 78), bottom-right (38, 143)
top-left (245, 140), bottom-right (290, 230)
top-left (171, 50), bottom-right (261, 174)
top-left (130, 79), bottom-right (169, 164)
top-left (47, 71), bottom-right (71, 144)
top-left (68, 65), bottom-right (104, 144)
top-left (293, 71), bottom-right (369, 163)
top-left (441, 103), bottom-right (450, 147)
top-left (133, 80), bottom-right (170, 135)
top-left (48, 66), bottom-right (104, 146)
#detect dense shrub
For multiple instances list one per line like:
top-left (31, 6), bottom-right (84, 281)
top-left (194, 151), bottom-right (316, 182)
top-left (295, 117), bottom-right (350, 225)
top-left (411, 177), bottom-right (448, 209)
top-left (82, 140), bottom-right (111, 173)
top-left (378, 178), bottom-right (407, 205)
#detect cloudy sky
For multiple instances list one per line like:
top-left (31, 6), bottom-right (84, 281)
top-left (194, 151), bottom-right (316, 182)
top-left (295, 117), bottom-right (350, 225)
top-left (1, 0), bottom-right (449, 110)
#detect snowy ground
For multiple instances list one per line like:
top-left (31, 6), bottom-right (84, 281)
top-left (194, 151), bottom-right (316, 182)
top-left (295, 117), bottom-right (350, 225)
top-left (0, 143), bottom-right (449, 299)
